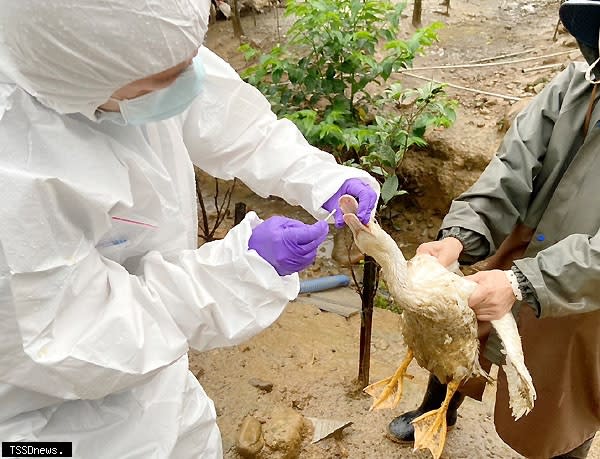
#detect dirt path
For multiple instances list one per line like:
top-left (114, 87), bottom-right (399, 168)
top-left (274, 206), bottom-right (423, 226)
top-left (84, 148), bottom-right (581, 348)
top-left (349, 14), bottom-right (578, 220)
top-left (194, 303), bottom-right (519, 458)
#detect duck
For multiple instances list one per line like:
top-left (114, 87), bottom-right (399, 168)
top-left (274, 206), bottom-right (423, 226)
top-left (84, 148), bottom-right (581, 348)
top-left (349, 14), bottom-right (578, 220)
top-left (339, 195), bottom-right (535, 459)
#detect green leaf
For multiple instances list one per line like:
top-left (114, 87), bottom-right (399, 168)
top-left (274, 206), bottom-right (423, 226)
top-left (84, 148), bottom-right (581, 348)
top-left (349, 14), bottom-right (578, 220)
top-left (326, 64), bottom-right (336, 80)
top-left (381, 175), bottom-right (399, 204)
top-left (379, 145), bottom-right (396, 167)
top-left (272, 67), bottom-right (284, 84)
top-left (370, 166), bottom-right (385, 176)
top-left (381, 60), bottom-right (394, 80)
top-left (354, 30), bottom-right (374, 40)
top-left (238, 43), bottom-right (259, 61)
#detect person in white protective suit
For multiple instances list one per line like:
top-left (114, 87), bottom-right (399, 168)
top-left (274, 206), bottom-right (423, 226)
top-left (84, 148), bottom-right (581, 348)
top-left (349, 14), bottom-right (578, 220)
top-left (0, 0), bottom-right (380, 457)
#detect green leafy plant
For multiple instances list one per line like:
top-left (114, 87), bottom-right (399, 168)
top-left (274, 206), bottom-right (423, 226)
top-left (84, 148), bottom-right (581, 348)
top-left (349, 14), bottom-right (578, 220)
top-left (240, 0), bottom-right (456, 207)
top-left (354, 82), bottom-right (457, 204)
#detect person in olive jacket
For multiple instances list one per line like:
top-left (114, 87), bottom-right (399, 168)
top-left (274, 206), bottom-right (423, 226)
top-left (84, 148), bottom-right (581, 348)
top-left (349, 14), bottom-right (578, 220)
top-left (387, 1), bottom-right (600, 457)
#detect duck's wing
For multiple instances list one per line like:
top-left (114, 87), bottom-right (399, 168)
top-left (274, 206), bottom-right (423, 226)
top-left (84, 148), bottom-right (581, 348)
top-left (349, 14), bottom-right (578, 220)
top-left (491, 314), bottom-right (536, 419)
top-left (446, 263), bottom-right (536, 417)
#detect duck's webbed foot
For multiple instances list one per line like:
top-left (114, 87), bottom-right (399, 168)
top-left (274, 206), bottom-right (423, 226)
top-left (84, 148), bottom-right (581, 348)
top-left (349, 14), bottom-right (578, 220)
top-left (364, 349), bottom-right (414, 410)
top-left (412, 379), bottom-right (461, 459)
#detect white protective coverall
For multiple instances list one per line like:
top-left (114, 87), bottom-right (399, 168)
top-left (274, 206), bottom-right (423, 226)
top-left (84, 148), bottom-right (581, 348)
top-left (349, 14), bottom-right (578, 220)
top-left (0, 0), bottom-right (378, 457)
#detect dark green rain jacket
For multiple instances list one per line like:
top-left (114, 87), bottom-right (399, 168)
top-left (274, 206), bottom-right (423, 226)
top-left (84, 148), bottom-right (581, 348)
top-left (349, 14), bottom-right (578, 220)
top-left (440, 62), bottom-right (600, 458)
top-left (443, 62), bottom-right (600, 320)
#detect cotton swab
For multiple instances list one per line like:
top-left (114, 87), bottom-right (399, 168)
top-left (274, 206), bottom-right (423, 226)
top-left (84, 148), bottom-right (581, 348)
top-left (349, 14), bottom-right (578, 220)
top-left (324, 208), bottom-right (337, 223)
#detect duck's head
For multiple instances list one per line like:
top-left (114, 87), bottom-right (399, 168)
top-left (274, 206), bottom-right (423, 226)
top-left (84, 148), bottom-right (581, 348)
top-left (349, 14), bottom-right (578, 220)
top-left (339, 195), bottom-right (400, 261)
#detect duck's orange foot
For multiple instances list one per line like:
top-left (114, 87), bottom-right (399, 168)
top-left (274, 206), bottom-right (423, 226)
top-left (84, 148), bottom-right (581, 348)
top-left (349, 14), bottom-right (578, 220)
top-left (364, 350), bottom-right (413, 410)
top-left (412, 379), bottom-right (460, 459)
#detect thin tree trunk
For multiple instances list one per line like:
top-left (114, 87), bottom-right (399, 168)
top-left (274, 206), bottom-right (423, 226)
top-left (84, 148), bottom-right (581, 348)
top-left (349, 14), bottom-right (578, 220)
top-left (231, 0), bottom-right (244, 37)
top-left (412, 0), bottom-right (422, 28)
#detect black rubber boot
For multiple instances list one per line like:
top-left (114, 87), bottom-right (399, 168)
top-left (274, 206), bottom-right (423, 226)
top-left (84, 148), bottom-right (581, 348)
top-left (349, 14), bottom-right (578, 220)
top-left (387, 374), bottom-right (465, 444)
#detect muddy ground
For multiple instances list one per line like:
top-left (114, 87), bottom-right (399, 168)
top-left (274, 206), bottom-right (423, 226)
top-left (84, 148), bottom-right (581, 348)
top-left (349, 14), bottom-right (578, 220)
top-left (191, 0), bottom-right (599, 457)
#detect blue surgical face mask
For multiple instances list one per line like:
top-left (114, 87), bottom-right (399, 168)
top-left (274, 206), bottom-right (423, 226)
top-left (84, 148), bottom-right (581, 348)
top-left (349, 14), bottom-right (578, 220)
top-left (99, 56), bottom-right (206, 125)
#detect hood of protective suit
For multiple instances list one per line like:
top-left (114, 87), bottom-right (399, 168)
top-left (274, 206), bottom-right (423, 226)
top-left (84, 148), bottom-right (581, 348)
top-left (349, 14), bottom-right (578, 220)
top-left (0, 0), bottom-right (210, 119)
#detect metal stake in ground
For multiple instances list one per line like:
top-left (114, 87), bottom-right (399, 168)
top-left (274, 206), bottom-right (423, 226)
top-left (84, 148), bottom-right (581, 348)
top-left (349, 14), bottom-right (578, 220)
top-left (357, 255), bottom-right (380, 388)
top-left (234, 202), bottom-right (247, 225)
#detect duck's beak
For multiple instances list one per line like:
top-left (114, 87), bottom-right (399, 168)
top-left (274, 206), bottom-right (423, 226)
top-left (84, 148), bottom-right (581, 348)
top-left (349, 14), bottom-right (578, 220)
top-left (343, 213), bottom-right (372, 239)
top-left (339, 194), bottom-right (373, 238)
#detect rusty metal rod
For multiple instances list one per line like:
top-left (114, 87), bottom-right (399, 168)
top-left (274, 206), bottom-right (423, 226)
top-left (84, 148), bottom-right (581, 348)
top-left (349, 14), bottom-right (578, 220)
top-left (358, 255), bottom-right (379, 388)
top-left (234, 202), bottom-right (247, 225)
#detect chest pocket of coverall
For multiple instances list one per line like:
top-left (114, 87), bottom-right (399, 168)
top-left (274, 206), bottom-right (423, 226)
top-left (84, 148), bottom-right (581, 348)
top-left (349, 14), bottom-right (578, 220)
top-left (96, 214), bottom-right (159, 265)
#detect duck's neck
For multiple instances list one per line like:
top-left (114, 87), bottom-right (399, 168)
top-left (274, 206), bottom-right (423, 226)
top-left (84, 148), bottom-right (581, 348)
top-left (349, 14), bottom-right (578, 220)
top-left (379, 256), bottom-right (409, 297)
top-left (369, 241), bottom-right (409, 300)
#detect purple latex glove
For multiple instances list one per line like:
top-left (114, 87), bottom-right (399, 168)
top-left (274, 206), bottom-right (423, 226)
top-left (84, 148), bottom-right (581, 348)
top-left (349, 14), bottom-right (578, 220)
top-left (248, 216), bottom-right (329, 276)
top-left (322, 178), bottom-right (378, 228)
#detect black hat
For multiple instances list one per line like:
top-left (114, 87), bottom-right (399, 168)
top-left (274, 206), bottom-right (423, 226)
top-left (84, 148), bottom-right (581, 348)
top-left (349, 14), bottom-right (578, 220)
top-left (560, 0), bottom-right (600, 47)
